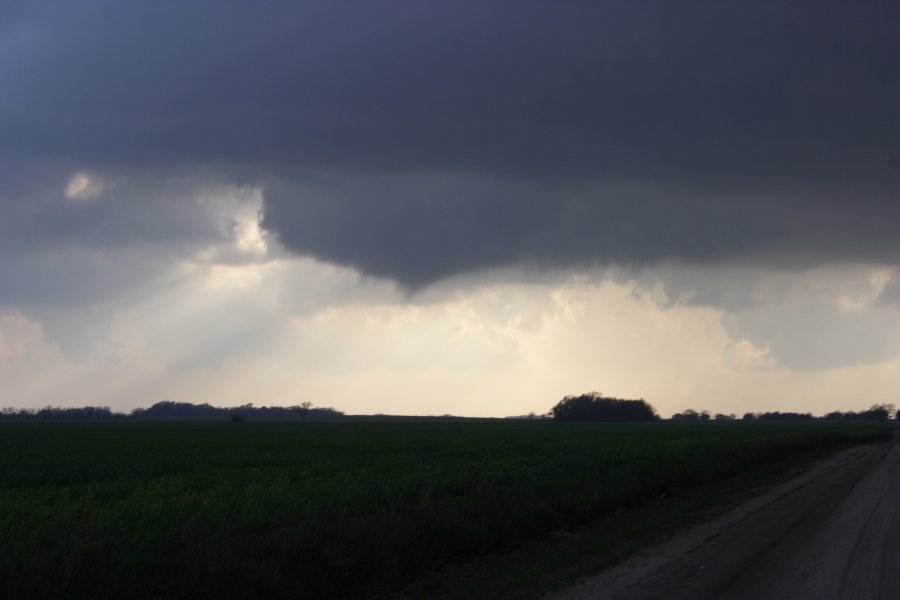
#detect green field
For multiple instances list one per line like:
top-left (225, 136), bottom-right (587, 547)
top-left (0, 420), bottom-right (889, 599)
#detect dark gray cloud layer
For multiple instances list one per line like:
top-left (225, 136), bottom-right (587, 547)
top-left (3, 2), bottom-right (899, 286)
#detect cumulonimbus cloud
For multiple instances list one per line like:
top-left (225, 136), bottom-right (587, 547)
top-left (2, 2), bottom-right (899, 287)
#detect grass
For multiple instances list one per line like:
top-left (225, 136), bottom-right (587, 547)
top-left (0, 419), bottom-right (889, 599)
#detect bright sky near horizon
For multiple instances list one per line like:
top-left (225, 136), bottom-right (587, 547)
top-left (1, 2), bottom-right (899, 417)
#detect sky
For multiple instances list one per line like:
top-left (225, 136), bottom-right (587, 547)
top-left (1, 2), bottom-right (899, 417)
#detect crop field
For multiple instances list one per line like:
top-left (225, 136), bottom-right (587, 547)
top-left (0, 420), bottom-right (889, 599)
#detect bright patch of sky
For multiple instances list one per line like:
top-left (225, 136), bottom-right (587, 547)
top-left (1, 185), bottom-right (897, 416)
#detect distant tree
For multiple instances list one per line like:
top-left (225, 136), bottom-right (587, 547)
top-left (550, 392), bottom-right (659, 422)
top-left (714, 413), bottom-right (736, 421)
top-left (742, 412), bottom-right (756, 421)
top-left (821, 405), bottom-right (895, 421)
top-left (672, 409), bottom-right (699, 421)
top-left (305, 406), bottom-right (344, 419)
top-left (875, 403), bottom-right (895, 418)
top-left (756, 411), bottom-right (814, 421)
top-left (24, 405), bottom-right (116, 420)
top-left (137, 401), bottom-right (223, 419)
top-left (857, 404), bottom-right (894, 421)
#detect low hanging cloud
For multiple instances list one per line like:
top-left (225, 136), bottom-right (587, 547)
top-left (261, 172), bottom-right (900, 288)
top-left (1, 3), bottom-right (898, 289)
top-left (254, 0), bottom-right (900, 286)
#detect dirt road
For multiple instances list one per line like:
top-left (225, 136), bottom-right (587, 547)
top-left (548, 433), bottom-right (900, 600)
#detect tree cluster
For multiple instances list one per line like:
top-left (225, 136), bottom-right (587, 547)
top-left (744, 411), bottom-right (815, 421)
top-left (0, 401), bottom-right (343, 421)
top-left (823, 404), bottom-right (896, 422)
top-left (550, 392), bottom-right (659, 422)
top-left (131, 401), bottom-right (343, 420)
top-left (0, 406), bottom-right (121, 420)
top-left (673, 403), bottom-right (897, 422)
top-left (671, 409), bottom-right (711, 421)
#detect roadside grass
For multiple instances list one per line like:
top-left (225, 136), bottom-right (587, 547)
top-left (0, 420), bottom-right (889, 599)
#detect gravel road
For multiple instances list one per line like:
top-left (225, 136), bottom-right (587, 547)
top-left (547, 433), bottom-right (900, 600)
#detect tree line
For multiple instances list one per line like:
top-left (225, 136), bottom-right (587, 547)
top-left (671, 404), bottom-right (897, 422)
top-left (547, 393), bottom-right (897, 423)
top-left (672, 410), bottom-right (816, 421)
top-left (0, 406), bottom-right (123, 420)
top-left (1, 396), bottom-right (896, 422)
top-left (0, 401), bottom-right (344, 421)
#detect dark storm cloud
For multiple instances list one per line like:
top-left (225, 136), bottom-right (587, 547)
top-left (3, 2), bottom-right (899, 286)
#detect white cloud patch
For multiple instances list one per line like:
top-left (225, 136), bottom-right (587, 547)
top-left (837, 268), bottom-right (892, 312)
top-left (192, 184), bottom-right (270, 264)
top-left (723, 338), bottom-right (776, 371)
top-left (64, 171), bottom-right (105, 204)
top-left (0, 311), bottom-right (62, 365)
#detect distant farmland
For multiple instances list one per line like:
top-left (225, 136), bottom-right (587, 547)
top-left (0, 420), bottom-right (889, 599)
